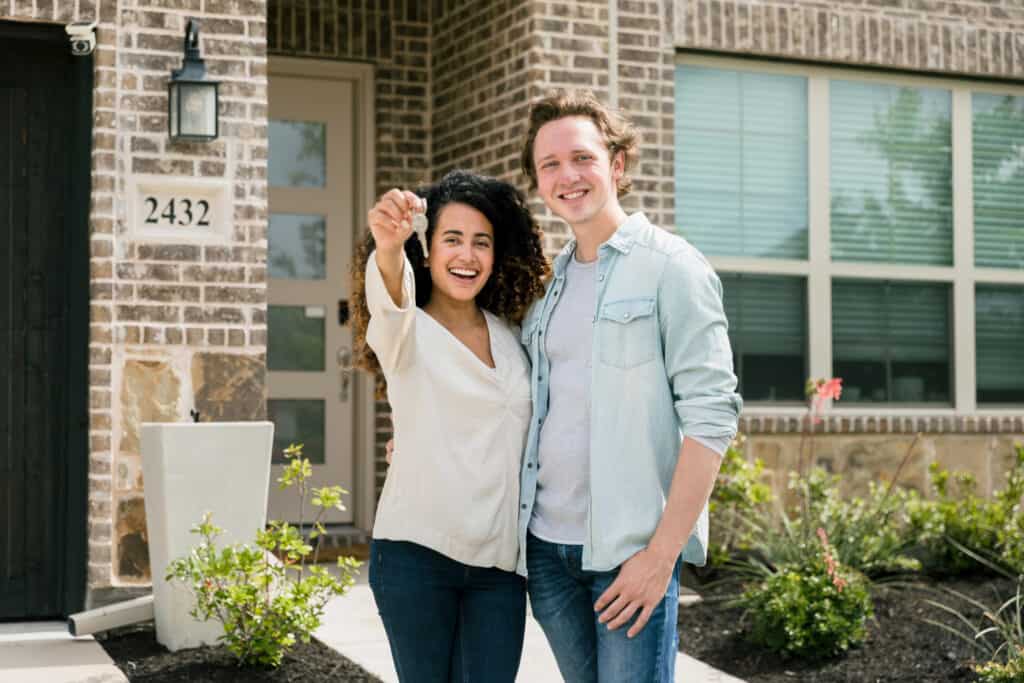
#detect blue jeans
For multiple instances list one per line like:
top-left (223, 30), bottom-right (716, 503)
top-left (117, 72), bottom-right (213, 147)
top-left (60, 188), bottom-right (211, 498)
top-left (369, 539), bottom-right (526, 683)
top-left (526, 532), bottom-right (680, 683)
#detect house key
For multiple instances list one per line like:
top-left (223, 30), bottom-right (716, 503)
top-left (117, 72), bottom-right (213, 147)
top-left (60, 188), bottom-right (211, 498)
top-left (411, 200), bottom-right (428, 256)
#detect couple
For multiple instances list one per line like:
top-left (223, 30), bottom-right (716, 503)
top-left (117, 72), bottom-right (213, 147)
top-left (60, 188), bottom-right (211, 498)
top-left (350, 91), bottom-right (742, 683)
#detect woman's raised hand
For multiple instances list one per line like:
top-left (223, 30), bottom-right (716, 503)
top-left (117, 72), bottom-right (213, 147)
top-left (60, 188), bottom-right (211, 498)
top-left (368, 189), bottom-right (425, 255)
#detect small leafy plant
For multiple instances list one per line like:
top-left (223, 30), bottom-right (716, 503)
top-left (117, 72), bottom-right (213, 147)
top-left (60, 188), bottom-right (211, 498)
top-left (908, 444), bottom-right (1024, 576)
top-left (736, 527), bottom-right (873, 660)
top-left (166, 444), bottom-right (361, 667)
top-left (707, 435), bottom-right (773, 568)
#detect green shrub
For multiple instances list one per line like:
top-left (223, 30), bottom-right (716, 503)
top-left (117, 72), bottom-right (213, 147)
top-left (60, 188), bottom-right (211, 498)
top-left (908, 444), bottom-right (1024, 575)
top-left (708, 436), bottom-right (773, 567)
top-left (735, 466), bottom-right (919, 580)
top-left (797, 468), bottom-right (920, 577)
top-left (166, 444), bottom-right (361, 667)
top-left (737, 528), bottom-right (873, 660)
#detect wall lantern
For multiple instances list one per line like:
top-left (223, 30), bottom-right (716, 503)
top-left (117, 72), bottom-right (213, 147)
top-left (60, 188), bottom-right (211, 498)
top-left (168, 19), bottom-right (219, 143)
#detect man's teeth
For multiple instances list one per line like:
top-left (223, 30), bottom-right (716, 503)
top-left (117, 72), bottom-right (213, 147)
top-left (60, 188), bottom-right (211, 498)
top-left (562, 190), bottom-right (586, 200)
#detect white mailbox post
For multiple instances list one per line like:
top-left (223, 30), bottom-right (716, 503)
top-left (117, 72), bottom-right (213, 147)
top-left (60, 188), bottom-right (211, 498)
top-left (140, 421), bottom-right (274, 651)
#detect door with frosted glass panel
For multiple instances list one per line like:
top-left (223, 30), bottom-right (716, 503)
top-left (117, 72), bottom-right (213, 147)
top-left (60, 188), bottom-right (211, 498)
top-left (267, 71), bottom-right (355, 524)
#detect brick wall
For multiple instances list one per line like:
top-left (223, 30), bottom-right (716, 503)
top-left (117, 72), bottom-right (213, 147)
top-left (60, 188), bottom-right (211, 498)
top-left (674, 0), bottom-right (1024, 79)
top-left (431, 0), bottom-right (676, 251)
top-left (1, 0), bottom-right (269, 597)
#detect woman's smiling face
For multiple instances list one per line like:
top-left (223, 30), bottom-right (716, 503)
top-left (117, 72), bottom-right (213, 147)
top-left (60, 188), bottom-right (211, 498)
top-left (426, 202), bottom-right (495, 304)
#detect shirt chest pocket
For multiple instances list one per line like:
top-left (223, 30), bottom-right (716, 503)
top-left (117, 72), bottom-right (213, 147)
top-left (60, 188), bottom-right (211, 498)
top-left (597, 297), bottom-right (658, 369)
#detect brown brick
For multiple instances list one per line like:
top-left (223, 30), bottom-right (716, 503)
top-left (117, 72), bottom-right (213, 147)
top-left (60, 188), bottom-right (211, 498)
top-left (204, 286), bottom-right (264, 304)
top-left (138, 285), bottom-right (200, 303)
top-left (137, 245), bottom-right (201, 261)
top-left (116, 305), bottom-right (180, 323)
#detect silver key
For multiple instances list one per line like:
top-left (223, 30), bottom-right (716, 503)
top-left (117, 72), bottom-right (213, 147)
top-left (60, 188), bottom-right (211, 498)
top-left (411, 202), bottom-right (429, 255)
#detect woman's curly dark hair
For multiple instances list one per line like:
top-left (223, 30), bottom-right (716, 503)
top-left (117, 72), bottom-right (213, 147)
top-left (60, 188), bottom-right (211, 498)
top-left (350, 169), bottom-right (550, 397)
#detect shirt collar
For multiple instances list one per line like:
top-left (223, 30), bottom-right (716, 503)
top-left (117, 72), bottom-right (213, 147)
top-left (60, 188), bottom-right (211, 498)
top-left (552, 212), bottom-right (650, 278)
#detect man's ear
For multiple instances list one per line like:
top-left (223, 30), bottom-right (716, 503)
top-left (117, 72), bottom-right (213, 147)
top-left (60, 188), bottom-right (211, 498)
top-left (611, 148), bottom-right (625, 182)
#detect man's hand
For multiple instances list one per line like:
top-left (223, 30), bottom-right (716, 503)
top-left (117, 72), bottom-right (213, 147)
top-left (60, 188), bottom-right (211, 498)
top-left (593, 546), bottom-right (676, 638)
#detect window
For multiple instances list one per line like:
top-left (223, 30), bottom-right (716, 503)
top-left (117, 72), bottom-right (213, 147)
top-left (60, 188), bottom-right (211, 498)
top-left (976, 285), bottom-right (1024, 405)
top-left (675, 57), bottom-right (1024, 411)
top-left (676, 65), bottom-right (808, 259)
top-left (720, 274), bottom-right (807, 401)
top-left (973, 94), bottom-right (1024, 270)
top-left (832, 281), bottom-right (950, 404)
top-left (830, 81), bottom-right (952, 265)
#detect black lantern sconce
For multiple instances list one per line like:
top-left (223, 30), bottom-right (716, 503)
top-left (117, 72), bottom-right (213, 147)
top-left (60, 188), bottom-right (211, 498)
top-left (168, 19), bottom-right (220, 142)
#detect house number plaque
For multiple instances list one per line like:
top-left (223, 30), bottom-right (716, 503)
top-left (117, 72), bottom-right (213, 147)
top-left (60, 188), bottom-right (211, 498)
top-left (129, 175), bottom-right (230, 242)
top-left (142, 196), bottom-right (212, 228)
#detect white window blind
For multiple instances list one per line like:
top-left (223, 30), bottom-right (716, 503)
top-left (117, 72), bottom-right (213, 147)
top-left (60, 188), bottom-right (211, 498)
top-left (831, 81), bottom-right (953, 266)
top-left (675, 66), bottom-right (808, 259)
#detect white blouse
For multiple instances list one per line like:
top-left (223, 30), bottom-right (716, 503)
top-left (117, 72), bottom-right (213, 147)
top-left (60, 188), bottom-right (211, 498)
top-left (365, 252), bottom-right (532, 572)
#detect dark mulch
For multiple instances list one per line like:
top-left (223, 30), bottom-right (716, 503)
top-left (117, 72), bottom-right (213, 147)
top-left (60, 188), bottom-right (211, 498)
top-left (97, 623), bottom-right (382, 682)
top-left (678, 572), bottom-right (1014, 683)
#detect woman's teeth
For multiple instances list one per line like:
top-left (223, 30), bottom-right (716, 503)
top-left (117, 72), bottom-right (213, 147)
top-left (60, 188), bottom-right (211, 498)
top-left (449, 268), bottom-right (478, 279)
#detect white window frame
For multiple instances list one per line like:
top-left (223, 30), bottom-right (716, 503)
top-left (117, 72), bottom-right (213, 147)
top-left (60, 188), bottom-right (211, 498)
top-left (677, 54), bottom-right (1024, 419)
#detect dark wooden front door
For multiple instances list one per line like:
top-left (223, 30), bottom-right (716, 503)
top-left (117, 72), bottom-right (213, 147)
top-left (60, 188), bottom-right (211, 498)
top-left (0, 22), bottom-right (91, 620)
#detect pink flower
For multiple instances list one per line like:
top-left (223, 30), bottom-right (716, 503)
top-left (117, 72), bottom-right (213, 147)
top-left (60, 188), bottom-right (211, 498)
top-left (816, 378), bottom-right (843, 402)
top-left (816, 527), bottom-right (829, 545)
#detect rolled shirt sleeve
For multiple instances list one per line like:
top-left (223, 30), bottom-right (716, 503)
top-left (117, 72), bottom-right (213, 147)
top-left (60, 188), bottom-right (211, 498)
top-left (658, 248), bottom-right (743, 443)
top-left (365, 249), bottom-right (417, 374)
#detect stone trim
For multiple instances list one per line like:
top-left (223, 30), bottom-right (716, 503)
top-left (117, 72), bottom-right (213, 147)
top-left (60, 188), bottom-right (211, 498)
top-left (673, 0), bottom-right (1024, 80)
top-left (739, 414), bottom-right (1024, 435)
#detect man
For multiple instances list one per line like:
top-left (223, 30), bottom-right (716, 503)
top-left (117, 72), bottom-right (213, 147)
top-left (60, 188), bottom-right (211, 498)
top-left (516, 90), bottom-right (742, 682)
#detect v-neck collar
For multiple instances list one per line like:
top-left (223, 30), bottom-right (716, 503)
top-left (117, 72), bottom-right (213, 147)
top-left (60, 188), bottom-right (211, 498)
top-left (418, 308), bottom-right (499, 374)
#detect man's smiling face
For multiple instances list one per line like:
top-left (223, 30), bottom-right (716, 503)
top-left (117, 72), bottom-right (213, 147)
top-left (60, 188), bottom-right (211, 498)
top-left (533, 115), bottom-right (624, 232)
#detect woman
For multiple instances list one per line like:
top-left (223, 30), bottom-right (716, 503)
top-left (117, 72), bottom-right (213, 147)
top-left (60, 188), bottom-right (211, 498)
top-left (350, 170), bottom-right (548, 682)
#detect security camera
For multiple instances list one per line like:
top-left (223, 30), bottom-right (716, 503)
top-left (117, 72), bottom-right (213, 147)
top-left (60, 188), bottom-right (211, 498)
top-left (65, 21), bottom-right (97, 56)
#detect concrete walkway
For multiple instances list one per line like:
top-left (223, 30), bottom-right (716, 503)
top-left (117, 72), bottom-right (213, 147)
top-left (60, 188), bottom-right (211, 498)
top-left (0, 621), bottom-right (126, 683)
top-left (316, 574), bottom-right (746, 683)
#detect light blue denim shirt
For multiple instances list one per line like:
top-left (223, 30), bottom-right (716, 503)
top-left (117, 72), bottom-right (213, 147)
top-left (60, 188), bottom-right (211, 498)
top-left (516, 212), bottom-right (743, 576)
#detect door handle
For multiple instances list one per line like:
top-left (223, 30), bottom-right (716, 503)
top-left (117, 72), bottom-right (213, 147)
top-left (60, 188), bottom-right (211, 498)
top-left (337, 346), bottom-right (352, 402)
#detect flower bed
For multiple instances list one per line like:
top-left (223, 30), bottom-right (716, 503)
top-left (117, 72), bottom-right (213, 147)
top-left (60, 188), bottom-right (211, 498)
top-left (98, 622), bottom-right (379, 682)
top-left (678, 575), bottom-right (1013, 683)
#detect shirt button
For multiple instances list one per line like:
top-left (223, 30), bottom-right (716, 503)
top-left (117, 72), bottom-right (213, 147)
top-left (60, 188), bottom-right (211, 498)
top-left (527, 463), bottom-right (533, 469)
top-left (623, 313), bottom-right (630, 320)
top-left (521, 504), bottom-right (527, 510)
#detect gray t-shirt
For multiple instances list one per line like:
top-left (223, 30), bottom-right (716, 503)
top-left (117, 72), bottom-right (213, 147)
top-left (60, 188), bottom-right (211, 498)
top-left (529, 256), bottom-right (596, 544)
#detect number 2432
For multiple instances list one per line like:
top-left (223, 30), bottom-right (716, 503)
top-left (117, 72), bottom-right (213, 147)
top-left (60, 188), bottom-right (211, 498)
top-left (144, 197), bottom-right (211, 227)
